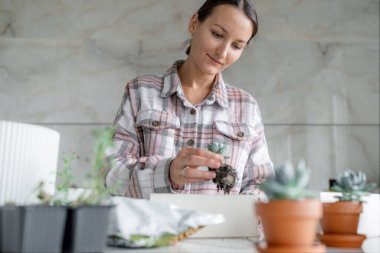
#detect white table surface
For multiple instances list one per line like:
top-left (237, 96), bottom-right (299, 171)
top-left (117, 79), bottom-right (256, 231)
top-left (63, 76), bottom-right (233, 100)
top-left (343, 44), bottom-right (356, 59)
top-left (106, 236), bottom-right (380, 253)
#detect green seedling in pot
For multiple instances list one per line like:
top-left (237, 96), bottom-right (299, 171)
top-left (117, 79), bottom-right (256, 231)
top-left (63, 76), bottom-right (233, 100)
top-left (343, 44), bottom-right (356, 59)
top-left (36, 153), bottom-right (78, 205)
top-left (36, 126), bottom-right (121, 206)
top-left (208, 143), bottom-right (237, 194)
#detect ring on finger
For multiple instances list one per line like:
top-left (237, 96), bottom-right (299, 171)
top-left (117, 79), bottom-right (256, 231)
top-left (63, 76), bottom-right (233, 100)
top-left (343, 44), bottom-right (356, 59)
top-left (181, 166), bottom-right (190, 178)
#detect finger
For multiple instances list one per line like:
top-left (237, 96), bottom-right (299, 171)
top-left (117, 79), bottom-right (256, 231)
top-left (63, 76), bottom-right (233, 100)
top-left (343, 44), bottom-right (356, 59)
top-left (184, 166), bottom-right (216, 180)
top-left (186, 155), bottom-right (222, 169)
top-left (185, 178), bottom-right (214, 183)
top-left (186, 147), bottom-right (224, 163)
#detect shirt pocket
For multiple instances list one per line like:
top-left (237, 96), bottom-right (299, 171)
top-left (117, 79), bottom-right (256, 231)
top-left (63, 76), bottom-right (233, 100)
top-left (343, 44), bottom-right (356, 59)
top-left (136, 109), bottom-right (180, 157)
top-left (212, 121), bottom-right (258, 179)
top-left (214, 121), bottom-right (257, 141)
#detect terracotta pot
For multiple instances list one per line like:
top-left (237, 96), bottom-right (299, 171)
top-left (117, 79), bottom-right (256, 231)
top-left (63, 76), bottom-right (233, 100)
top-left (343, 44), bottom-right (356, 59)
top-left (317, 233), bottom-right (366, 248)
top-left (321, 201), bottom-right (363, 234)
top-left (255, 199), bottom-right (322, 247)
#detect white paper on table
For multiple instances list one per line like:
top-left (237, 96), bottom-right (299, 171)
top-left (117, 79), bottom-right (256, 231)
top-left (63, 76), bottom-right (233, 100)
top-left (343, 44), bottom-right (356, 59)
top-left (108, 196), bottom-right (225, 245)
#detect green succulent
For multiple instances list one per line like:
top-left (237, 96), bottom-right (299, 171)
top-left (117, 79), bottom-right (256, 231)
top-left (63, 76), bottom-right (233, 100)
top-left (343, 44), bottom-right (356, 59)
top-left (207, 142), bottom-right (236, 194)
top-left (331, 170), bottom-right (377, 202)
top-left (208, 143), bottom-right (229, 160)
top-left (259, 160), bottom-right (316, 200)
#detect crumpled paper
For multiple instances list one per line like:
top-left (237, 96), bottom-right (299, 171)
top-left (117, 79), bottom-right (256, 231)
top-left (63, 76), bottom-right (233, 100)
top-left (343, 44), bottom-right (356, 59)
top-left (107, 197), bottom-right (225, 248)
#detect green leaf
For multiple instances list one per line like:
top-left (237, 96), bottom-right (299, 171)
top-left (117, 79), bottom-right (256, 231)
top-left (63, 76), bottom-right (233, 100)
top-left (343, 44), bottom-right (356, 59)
top-left (275, 162), bottom-right (294, 185)
top-left (218, 146), bottom-right (226, 155)
top-left (208, 143), bottom-right (219, 153)
top-left (293, 160), bottom-right (310, 189)
top-left (331, 185), bottom-right (344, 192)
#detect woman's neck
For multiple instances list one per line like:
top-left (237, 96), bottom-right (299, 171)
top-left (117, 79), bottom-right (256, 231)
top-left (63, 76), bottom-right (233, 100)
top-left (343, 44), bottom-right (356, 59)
top-left (178, 59), bottom-right (216, 90)
top-left (177, 59), bottom-right (216, 105)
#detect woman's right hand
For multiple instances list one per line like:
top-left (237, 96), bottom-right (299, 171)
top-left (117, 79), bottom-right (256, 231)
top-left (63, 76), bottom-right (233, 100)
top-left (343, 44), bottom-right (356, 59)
top-left (169, 147), bottom-right (224, 187)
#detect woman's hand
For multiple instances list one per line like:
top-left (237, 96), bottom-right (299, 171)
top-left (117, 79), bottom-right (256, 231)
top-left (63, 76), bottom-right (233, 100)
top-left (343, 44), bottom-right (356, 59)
top-left (169, 147), bottom-right (224, 187)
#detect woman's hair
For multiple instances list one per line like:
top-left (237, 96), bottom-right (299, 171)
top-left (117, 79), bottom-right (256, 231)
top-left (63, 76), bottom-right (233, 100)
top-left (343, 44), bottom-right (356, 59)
top-left (186, 0), bottom-right (258, 55)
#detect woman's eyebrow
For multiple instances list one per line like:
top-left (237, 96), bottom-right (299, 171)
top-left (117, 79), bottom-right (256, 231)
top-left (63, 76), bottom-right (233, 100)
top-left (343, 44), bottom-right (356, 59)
top-left (214, 24), bottom-right (247, 43)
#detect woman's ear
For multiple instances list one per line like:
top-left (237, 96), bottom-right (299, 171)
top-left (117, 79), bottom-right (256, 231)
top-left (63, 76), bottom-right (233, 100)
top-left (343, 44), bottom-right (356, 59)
top-left (188, 13), bottom-right (199, 35)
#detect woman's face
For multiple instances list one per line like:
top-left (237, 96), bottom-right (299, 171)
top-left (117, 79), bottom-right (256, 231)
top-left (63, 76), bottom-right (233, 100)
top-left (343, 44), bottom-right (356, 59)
top-left (188, 4), bottom-right (253, 76)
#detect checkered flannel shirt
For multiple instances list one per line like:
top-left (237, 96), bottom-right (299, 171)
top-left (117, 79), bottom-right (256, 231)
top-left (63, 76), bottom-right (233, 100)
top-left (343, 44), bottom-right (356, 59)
top-left (105, 60), bottom-right (274, 199)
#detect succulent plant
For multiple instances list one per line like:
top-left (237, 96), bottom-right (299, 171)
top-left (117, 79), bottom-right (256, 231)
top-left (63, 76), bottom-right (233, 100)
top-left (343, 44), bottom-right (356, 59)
top-left (331, 170), bottom-right (377, 202)
top-left (208, 143), bottom-right (229, 160)
top-left (208, 143), bottom-right (236, 194)
top-left (259, 160), bottom-right (316, 200)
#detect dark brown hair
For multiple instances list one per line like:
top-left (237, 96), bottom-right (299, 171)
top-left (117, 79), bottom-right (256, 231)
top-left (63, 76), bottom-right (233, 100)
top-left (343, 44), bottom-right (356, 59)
top-left (186, 0), bottom-right (258, 55)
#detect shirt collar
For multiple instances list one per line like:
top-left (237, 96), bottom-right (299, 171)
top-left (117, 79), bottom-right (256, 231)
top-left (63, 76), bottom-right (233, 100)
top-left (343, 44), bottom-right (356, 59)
top-left (161, 60), bottom-right (183, 98)
top-left (161, 60), bottom-right (229, 109)
top-left (211, 73), bottom-right (229, 109)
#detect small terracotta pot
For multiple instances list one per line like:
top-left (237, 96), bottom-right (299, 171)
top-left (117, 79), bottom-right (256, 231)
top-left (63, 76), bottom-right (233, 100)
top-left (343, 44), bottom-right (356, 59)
top-left (255, 199), bottom-right (322, 247)
top-left (321, 201), bottom-right (363, 234)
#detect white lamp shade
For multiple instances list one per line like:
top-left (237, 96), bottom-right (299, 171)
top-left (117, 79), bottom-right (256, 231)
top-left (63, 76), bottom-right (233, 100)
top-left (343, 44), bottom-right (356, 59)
top-left (0, 121), bottom-right (60, 205)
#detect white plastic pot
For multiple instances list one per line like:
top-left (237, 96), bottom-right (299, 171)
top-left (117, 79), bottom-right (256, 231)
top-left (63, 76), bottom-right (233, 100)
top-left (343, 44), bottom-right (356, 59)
top-left (0, 121), bottom-right (60, 205)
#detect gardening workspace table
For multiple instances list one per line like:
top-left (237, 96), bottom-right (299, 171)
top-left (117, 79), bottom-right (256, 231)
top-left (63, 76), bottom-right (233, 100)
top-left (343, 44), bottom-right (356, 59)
top-left (106, 236), bottom-right (380, 253)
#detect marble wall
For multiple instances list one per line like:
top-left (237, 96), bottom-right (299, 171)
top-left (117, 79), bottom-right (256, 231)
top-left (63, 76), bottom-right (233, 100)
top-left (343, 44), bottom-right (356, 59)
top-left (0, 0), bottom-right (378, 191)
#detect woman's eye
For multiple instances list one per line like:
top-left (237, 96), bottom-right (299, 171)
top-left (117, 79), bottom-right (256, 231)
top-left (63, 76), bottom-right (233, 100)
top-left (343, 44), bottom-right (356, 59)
top-left (212, 31), bottom-right (223, 38)
top-left (232, 44), bottom-right (242, 50)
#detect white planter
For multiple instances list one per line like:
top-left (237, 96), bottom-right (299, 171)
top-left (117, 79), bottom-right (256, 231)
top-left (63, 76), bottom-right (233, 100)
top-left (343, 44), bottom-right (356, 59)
top-left (0, 121), bottom-right (60, 205)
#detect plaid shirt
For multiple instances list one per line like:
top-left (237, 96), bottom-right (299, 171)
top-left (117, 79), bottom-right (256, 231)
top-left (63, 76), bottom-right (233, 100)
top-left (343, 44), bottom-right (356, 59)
top-left (105, 60), bottom-right (274, 199)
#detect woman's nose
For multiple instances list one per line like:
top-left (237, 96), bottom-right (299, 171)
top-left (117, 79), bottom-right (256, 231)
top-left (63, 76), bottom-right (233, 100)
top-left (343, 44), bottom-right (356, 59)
top-left (216, 43), bottom-right (228, 59)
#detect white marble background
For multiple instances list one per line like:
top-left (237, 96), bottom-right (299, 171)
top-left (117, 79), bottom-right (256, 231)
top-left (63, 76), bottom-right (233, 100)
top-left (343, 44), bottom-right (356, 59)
top-left (0, 0), bottom-right (378, 191)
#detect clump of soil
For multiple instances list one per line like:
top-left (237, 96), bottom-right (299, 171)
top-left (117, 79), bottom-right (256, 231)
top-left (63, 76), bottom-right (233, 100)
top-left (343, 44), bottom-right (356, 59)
top-left (208, 143), bottom-right (237, 194)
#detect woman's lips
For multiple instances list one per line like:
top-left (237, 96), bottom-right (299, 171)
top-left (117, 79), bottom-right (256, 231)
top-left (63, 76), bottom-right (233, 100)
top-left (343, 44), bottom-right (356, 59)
top-left (207, 54), bottom-right (223, 65)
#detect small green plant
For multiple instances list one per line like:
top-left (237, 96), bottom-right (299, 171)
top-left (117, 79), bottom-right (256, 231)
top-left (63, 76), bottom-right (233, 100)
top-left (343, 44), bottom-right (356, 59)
top-left (207, 143), bottom-right (236, 194)
top-left (259, 160), bottom-right (316, 200)
top-left (331, 170), bottom-right (377, 202)
top-left (36, 153), bottom-right (77, 205)
top-left (54, 153), bottom-right (78, 205)
top-left (72, 126), bottom-right (117, 206)
top-left (36, 126), bottom-right (119, 206)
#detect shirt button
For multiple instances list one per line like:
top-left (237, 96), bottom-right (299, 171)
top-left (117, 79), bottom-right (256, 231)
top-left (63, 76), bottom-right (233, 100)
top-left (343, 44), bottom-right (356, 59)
top-left (237, 131), bottom-right (244, 137)
top-left (190, 108), bottom-right (196, 115)
top-left (152, 121), bottom-right (160, 127)
top-left (187, 139), bottom-right (195, 146)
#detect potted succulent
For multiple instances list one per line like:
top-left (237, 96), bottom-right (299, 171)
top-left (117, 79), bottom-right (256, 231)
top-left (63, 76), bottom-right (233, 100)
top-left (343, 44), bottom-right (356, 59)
top-left (255, 160), bottom-right (325, 253)
top-left (319, 170), bottom-right (378, 248)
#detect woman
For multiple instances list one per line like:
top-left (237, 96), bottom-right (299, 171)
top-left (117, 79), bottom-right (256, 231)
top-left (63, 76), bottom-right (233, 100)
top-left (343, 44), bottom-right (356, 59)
top-left (105, 0), bottom-right (274, 200)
